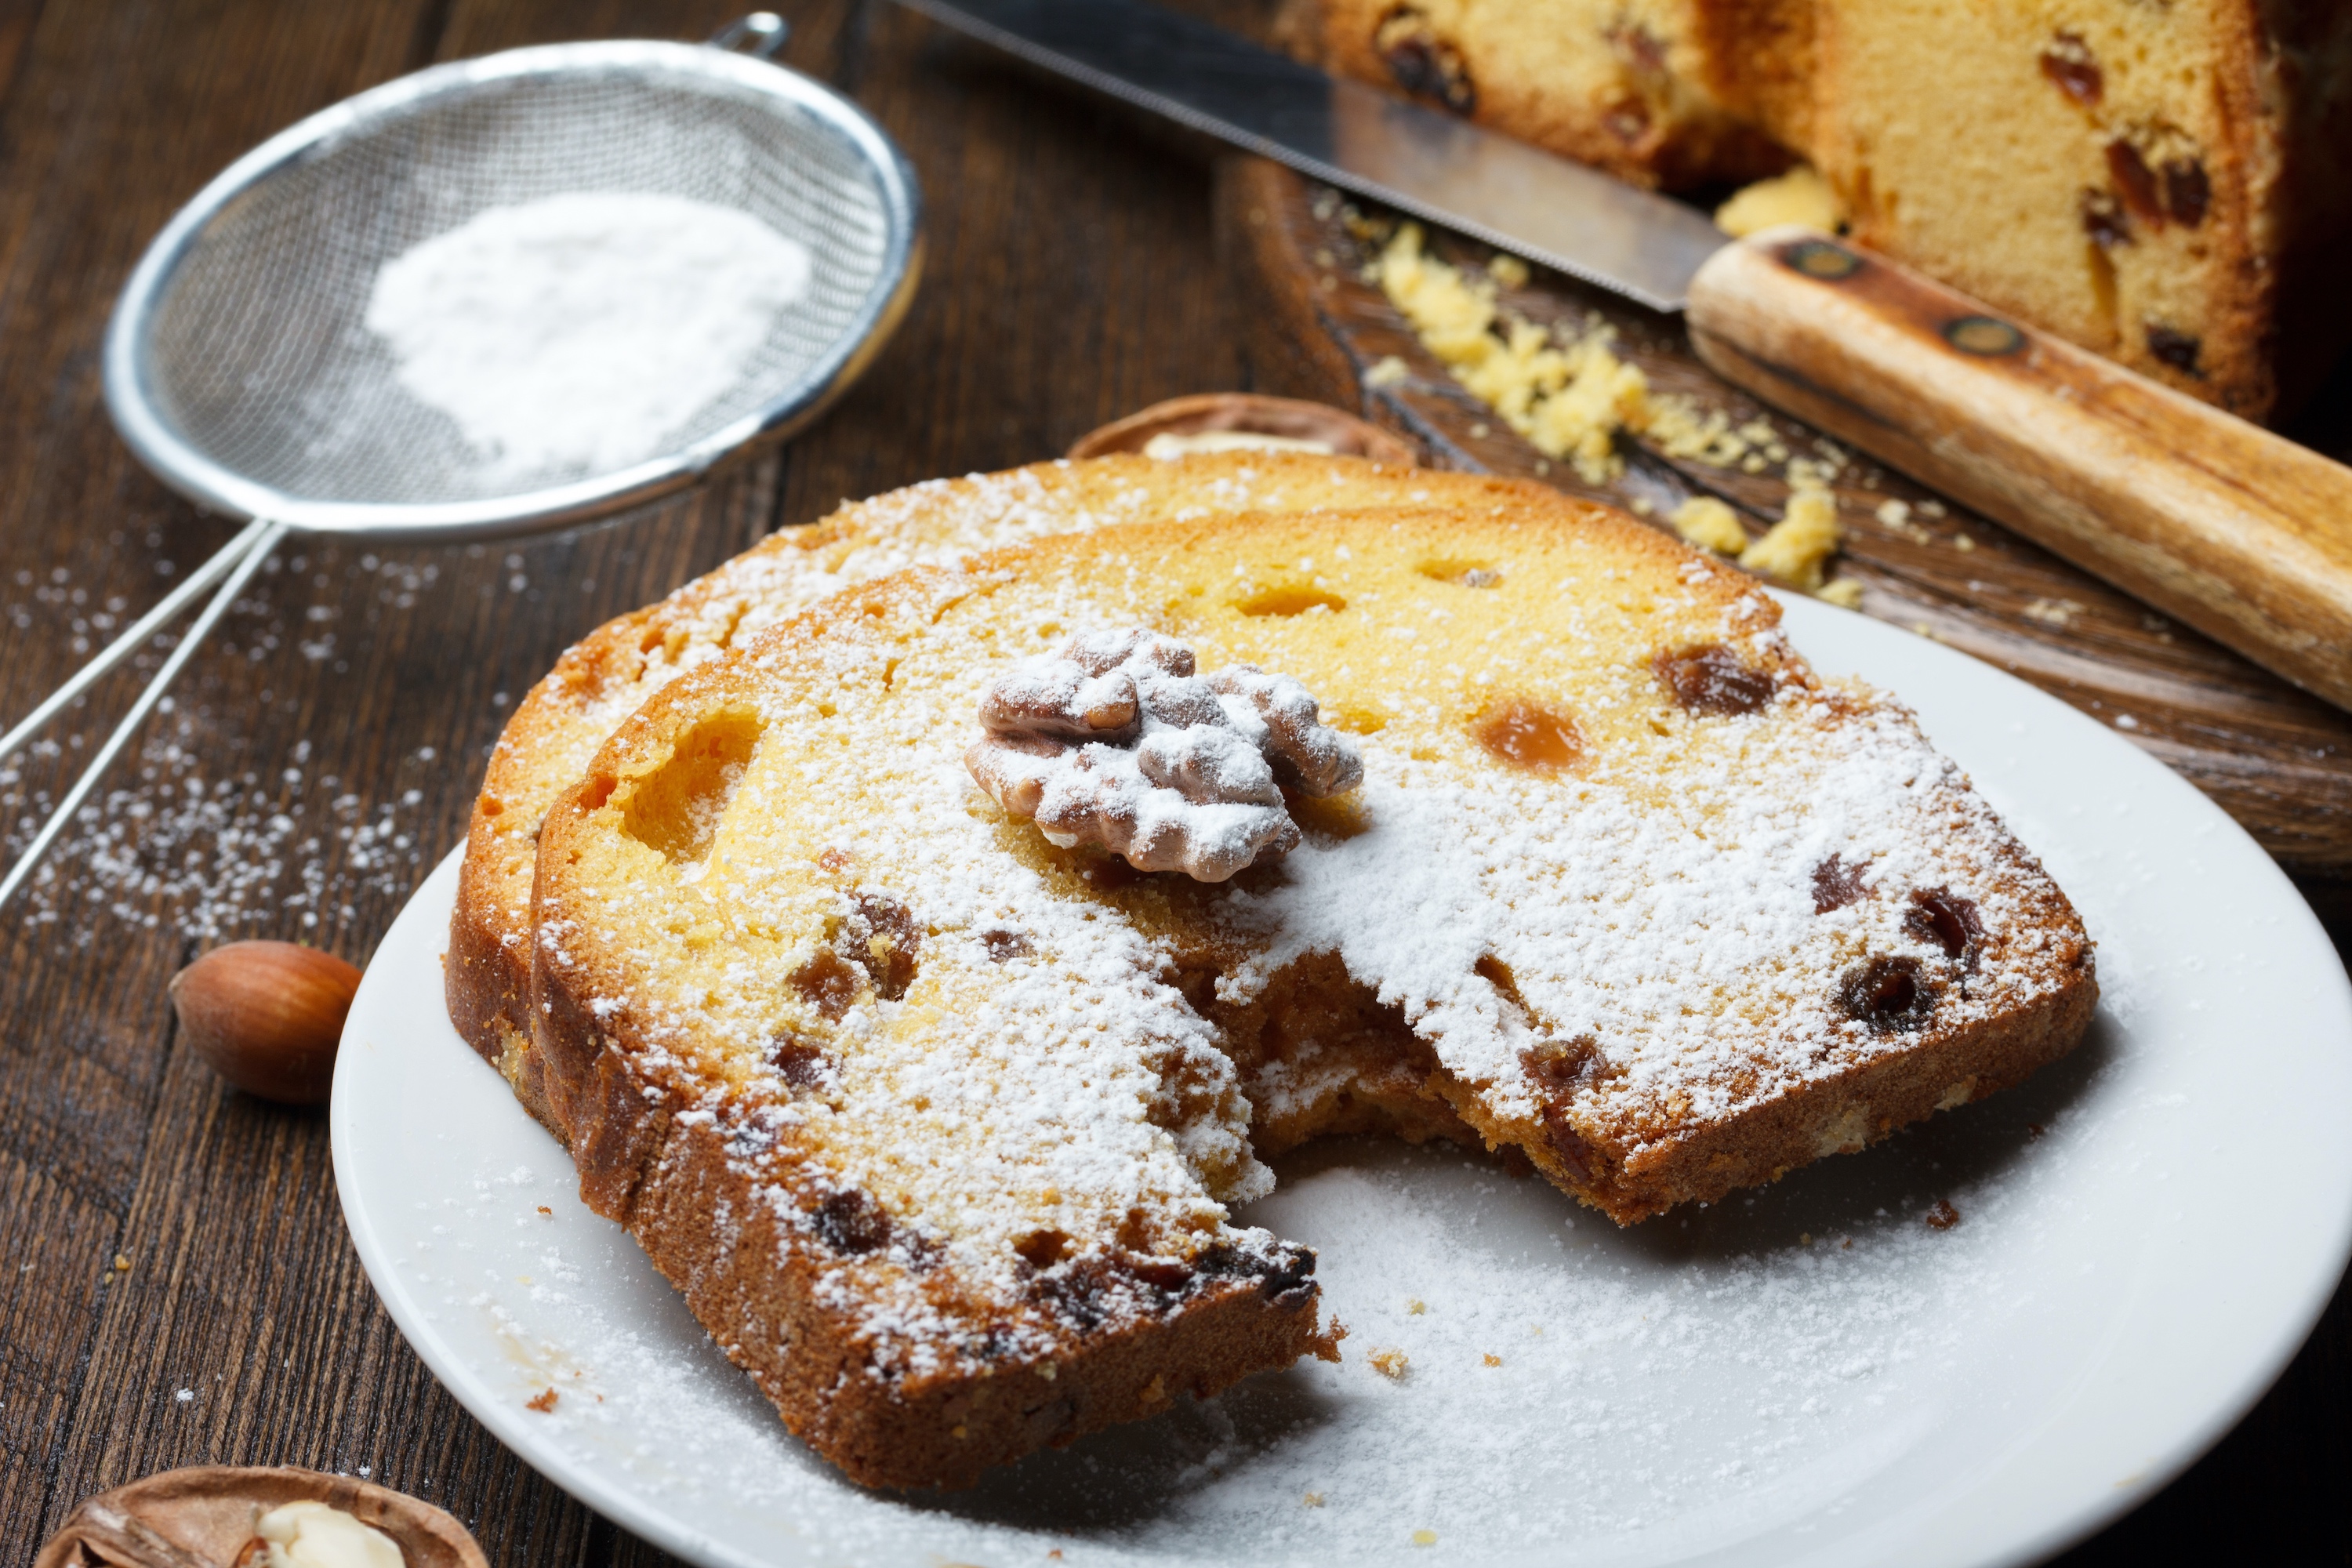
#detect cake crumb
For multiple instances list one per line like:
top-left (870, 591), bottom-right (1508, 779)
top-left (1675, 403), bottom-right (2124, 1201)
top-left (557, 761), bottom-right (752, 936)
top-left (536, 1205), bottom-right (552, 1216)
top-left (2024, 597), bottom-right (2085, 629)
top-left (1406, 1298), bottom-right (1426, 1315)
top-left (1670, 495), bottom-right (1748, 556)
top-left (1482, 1352), bottom-right (1502, 1367)
top-left (1365, 354), bottom-right (1409, 389)
top-left (1304, 1491), bottom-right (1327, 1508)
top-left (1715, 164), bottom-right (1845, 238)
top-left (1926, 1199), bottom-right (1962, 1230)
top-left (525, 1388), bottom-right (558, 1413)
top-left (1411, 1529), bottom-right (1439, 1547)
top-left (1955, 533), bottom-right (1976, 551)
top-left (1740, 483), bottom-right (1843, 590)
top-left (1370, 1348), bottom-right (1410, 1380)
top-left (1814, 578), bottom-right (1864, 610)
top-left (1487, 253), bottom-right (1530, 289)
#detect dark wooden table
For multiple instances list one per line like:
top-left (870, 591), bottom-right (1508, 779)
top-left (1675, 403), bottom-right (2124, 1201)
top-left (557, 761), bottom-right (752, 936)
top-left (0, 2), bottom-right (2343, 1563)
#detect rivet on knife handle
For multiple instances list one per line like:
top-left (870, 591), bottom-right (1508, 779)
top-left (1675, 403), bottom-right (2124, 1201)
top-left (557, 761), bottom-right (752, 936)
top-left (1688, 223), bottom-right (2352, 715)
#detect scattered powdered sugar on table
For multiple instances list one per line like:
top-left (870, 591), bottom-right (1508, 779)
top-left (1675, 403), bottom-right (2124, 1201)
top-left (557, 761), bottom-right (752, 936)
top-left (1, 551), bottom-right (450, 947)
top-left (365, 192), bottom-right (813, 479)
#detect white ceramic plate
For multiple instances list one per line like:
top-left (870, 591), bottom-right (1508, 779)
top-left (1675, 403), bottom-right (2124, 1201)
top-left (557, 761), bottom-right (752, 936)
top-left (334, 594), bottom-right (2352, 1568)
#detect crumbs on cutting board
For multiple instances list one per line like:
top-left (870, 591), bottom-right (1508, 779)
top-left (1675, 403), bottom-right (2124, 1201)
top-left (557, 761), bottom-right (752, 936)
top-left (1360, 218), bottom-right (1882, 607)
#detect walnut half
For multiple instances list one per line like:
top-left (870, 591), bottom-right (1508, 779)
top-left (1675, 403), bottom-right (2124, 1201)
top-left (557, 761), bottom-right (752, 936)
top-left (967, 630), bottom-right (1363, 881)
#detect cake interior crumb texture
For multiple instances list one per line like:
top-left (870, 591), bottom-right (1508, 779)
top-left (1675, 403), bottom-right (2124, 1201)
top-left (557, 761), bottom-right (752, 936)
top-left (1314, 0), bottom-right (2352, 420)
top-left (515, 495), bottom-right (2094, 1486)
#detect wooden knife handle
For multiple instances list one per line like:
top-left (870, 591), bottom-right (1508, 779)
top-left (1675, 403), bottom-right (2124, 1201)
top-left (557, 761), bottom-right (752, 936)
top-left (1686, 226), bottom-right (2352, 713)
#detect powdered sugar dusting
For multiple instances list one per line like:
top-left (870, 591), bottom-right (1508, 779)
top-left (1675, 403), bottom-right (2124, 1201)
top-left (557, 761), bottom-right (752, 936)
top-left (534, 508), bottom-right (2087, 1408)
top-left (365, 193), bottom-right (813, 480)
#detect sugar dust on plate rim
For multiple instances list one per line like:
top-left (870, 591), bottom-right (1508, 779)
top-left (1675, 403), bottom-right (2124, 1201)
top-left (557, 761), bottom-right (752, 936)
top-left (363, 191), bottom-right (815, 481)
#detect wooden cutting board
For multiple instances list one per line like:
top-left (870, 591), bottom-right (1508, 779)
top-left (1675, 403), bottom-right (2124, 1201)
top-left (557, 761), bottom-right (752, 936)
top-left (1213, 157), bottom-right (2352, 877)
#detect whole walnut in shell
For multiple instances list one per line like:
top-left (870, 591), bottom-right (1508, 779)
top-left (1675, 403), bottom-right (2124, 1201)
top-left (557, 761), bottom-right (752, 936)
top-left (966, 629), bottom-right (1363, 880)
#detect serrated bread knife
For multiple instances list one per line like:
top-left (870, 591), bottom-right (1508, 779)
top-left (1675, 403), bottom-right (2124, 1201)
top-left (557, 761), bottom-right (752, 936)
top-left (897, 0), bottom-right (2352, 715)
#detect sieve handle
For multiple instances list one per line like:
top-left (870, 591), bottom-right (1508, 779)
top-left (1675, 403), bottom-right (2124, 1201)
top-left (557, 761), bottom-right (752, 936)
top-left (0, 515), bottom-right (278, 772)
top-left (0, 521), bottom-right (288, 914)
top-left (710, 13), bottom-right (790, 59)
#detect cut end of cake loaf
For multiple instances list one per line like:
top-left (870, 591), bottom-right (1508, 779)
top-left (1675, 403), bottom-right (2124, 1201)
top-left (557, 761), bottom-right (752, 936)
top-left (450, 453), bottom-right (1565, 1140)
top-left (524, 492), bottom-right (2092, 1483)
top-left (1312, 0), bottom-right (2352, 420)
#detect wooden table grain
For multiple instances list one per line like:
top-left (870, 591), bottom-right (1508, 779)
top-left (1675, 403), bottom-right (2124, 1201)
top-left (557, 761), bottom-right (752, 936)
top-left (0, 2), bottom-right (2342, 1563)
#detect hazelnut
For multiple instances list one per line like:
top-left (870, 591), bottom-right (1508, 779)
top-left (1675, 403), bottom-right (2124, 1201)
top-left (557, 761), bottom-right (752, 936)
top-left (168, 940), bottom-right (362, 1105)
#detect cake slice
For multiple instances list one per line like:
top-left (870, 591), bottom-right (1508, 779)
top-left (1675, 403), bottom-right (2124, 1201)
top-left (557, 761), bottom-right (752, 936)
top-left (451, 452), bottom-right (1559, 1138)
top-left (528, 497), bottom-right (2094, 1485)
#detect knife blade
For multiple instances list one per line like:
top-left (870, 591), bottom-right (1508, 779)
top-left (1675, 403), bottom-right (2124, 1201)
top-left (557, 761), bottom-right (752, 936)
top-left (895, 0), bottom-right (2352, 718)
top-left (894, 0), bottom-right (1724, 313)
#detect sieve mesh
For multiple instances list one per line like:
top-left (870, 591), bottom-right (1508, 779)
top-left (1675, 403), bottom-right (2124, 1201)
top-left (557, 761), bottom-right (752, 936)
top-left (139, 55), bottom-right (899, 509)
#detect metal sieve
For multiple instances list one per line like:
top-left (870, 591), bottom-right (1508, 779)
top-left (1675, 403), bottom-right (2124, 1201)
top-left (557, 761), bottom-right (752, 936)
top-left (0, 14), bottom-right (921, 908)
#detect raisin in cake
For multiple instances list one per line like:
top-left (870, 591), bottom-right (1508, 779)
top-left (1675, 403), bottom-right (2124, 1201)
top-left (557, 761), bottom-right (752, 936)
top-left (452, 453), bottom-right (1558, 1136)
top-left (528, 498), bottom-right (2095, 1485)
top-left (1312, 0), bottom-right (2352, 419)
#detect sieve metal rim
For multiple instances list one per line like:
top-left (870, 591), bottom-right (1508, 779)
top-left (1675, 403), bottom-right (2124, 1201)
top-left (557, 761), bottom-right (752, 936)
top-left (101, 38), bottom-right (924, 542)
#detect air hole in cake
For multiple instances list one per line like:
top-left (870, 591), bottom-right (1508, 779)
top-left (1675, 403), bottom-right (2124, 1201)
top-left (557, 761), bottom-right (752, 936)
top-left (1233, 584), bottom-right (1347, 618)
top-left (1905, 887), bottom-right (1984, 970)
top-left (1417, 558), bottom-right (1502, 588)
top-left (980, 928), bottom-right (1033, 963)
top-left (766, 1033), bottom-right (833, 1091)
top-left (1473, 699), bottom-right (1582, 771)
top-left (812, 1189), bottom-right (891, 1254)
top-left (1012, 1229), bottom-right (1074, 1269)
top-left (849, 891), bottom-right (921, 1000)
top-left (1838, 955), bottom-right (1938, 1033)
top-left (619, 707), bottom-right (760, 863)
top-left (789, 947), bottom-right (863, 1022)
top-left (1811, 854), bottom-right (1869, 913)
top-left (1653, 644), bottom-right (1776, 716)
top-left (2038, 32), bottom-right (2102, 105)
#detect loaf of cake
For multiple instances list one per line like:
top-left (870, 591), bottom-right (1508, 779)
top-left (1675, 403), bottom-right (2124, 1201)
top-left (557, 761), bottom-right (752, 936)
top-left (449, 453), bottom-right (1558, 1138)
top-left (1311, 0), bottom-right (2352, 420)
top-left (524, 496), bottom-right (2095, 1485)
